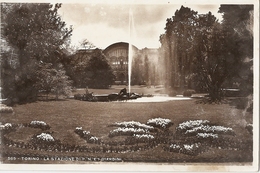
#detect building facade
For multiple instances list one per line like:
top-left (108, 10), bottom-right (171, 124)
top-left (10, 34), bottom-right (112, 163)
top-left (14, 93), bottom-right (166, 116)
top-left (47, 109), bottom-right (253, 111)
top-left (103, 42), bottom-right (162, 86)
top-left (103, 42), bottom-right (138, 84)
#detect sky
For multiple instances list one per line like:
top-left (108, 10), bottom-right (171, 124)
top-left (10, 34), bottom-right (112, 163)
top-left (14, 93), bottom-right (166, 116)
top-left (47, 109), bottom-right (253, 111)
top-left (58, 3), bottom-right (223, 49)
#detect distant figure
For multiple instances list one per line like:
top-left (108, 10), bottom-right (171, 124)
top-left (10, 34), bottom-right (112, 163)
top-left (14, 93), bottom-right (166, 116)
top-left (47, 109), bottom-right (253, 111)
top-left (85, 87), bottom-right (89, 94)
top-left (119, 88), bottom-right (127, 96)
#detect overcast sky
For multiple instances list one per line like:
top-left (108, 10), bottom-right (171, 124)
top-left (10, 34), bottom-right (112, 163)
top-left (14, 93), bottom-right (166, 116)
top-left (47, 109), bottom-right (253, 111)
top-left (58, 3), bottom-right (222, 49)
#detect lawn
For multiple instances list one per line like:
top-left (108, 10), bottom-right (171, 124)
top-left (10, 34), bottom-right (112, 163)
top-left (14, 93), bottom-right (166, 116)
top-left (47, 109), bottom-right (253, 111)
top-left (0, 86), bottom-right (253, 164)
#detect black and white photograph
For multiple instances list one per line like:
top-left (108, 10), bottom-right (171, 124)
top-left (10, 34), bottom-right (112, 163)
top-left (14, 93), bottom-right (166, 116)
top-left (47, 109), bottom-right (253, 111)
top-left (0, 0), bottom-right (259, 171)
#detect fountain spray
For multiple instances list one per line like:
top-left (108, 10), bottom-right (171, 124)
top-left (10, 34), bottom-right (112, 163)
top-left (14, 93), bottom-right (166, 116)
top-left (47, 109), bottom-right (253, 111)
top-left (128, 8), bottom-right (133, 94)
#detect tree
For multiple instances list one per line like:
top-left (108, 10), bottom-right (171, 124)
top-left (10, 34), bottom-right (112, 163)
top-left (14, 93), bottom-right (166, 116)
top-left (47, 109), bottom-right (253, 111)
top-left (192, 13), bottom-right (225, 101)
top-left (78, 39), bottom-right (96, 50)
top-left (192, 6), bottom-right (253, 101)
top-left (218, 5), bottom-right (253, 96)
top-left (131, 55), bottom-right (143, 85)
top-left (160, 5), bottom-right (253, 101)
top-left (1, 3), bottom-right (72, 104)
top-left (62, 40), bottom-right (96, 88)
top-left (161, 6), bottom-right (198, 90)
top-left (144, 56), bottom-right (150, 85)
top-left (34, 62), bottom-right (72, 100)
top-left (85, 49), bottom-right (115, 89)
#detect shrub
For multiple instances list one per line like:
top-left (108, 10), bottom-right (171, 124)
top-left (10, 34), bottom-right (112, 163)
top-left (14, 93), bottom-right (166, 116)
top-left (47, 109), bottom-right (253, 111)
top-left (74, 94), bottom-right (83, 100)
top-left (245, 124), bottom-right (253, 135)
top-left (183, 89), bottom-right (196, 97)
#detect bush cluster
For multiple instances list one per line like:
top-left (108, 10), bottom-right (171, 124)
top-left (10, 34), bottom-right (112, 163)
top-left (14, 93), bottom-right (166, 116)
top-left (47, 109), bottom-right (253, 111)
top-left (183, 89), bottom-right (196, 97)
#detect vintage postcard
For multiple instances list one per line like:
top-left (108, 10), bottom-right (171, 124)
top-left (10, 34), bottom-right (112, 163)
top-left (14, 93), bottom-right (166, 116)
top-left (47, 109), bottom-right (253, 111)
top-left (0, 0), bottom-right (259, 172)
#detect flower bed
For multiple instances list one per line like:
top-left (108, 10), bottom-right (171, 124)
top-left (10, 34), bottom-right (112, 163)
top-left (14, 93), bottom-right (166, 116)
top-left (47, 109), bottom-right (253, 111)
top-left (0, 123), bottom-right (16, 134)
top-left (147, 118), bottom-right (173, 129)
top-left (176, 120), bottom-right (210, 133)
top-left (0, 104), bottom-right (14, 113)
top-left (169, 142), bottom-right (204, 156)
top-left (196, 133), bottom-right (218, 139)
top-left (28, 120), bottom-right (50, 130)
top-left (111, 121), bottom-right (155, 130)
top-left (172, 120), bottom-right (238, 155)
top-left (125, 134), bottom-right (155, 144)
top-left (108, 127), bottom-right (149, 138)
top-left (0, 118), bottom-right (243, 158)
top-left (36, 132), bottom-right (55, 142)
top-left (176, 120), bottom-right (235, 136)
top-left (30, 132), bottom-right (59, 149)
top-left (185, 125), bottom-right (235, 136)
top-left (74, 127), bottom-right (100, 144)
top-left (0, 123), bottom-right (12, 130)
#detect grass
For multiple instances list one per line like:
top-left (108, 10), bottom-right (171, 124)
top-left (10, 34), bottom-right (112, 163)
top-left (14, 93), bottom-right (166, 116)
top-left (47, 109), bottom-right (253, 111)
top-left (0, 86), bottom-right (253, 163)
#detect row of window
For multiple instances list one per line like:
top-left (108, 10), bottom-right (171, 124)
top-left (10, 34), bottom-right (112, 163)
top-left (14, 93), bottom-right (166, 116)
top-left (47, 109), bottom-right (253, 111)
top-left (112, 61), bottom-right (128, 65)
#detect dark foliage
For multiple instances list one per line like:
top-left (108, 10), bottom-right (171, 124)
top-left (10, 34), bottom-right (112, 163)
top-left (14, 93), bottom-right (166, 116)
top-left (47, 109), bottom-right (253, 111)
top-left (85, 49), bottom-right (115, 89)
top-left (160, 5), bottom-right (253, 101)
top-left (1, 3), bottom-right (72, 104)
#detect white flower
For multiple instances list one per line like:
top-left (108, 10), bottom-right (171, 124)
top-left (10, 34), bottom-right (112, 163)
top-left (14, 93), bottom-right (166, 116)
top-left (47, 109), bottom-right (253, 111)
top-left (89, 136), bottom-right (98, 141)
top-left (185, 125), bottom-right (233, 134)
top-left (0, 105), bottom-right (14, 113)
top-left (30, 120), bottom-right (47, 126)
top-left (115, 121), bottom-right (154, 129)
top-left (4, 123), bottom-right (12, 128)
top-left (170, 144), bottom-right (181, 149)
top-left (0, 123), bottom-right (12, 130)
top-left (83, 130), bottom-right (90, 135)
top-left (197, 133), bottom-right (218, 139)
top-left (184, 144), bottom-right (193, 150)
top-left (183, 143), bottom-right (199, 151)
top-left (147, 118), bottom-right (172, 128)
top-left (110, 127), bottom-right (148, 134)
top-left (133, 134), bottom-right (154, 139)
top-left (36, 133), bottom-right (54, 142)
top-left (0, 125), bottom-right (4, 130)
top-left (177, 120), bottom-right (210, 130)
top-left (76, 127), bottom-right (82, 130)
